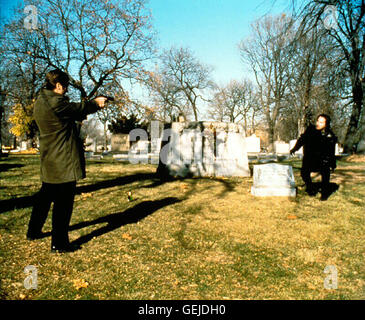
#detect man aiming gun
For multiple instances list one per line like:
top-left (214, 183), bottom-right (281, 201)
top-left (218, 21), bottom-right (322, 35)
top-left (27, 69), bottom-right (109, 252)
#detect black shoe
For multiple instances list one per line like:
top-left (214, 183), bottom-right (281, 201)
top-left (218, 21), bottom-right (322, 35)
top-left (51, 243), bottom-right (81, 253)
top-left (26, 232), bottom-right (44, 240)
top-left (320, 191), bottom-right (331, 201)
top-left (305, 187), bottom-right (317, 196)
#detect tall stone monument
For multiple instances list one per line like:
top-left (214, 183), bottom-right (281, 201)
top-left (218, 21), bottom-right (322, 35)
top-left (158, 121), bottom-right (250, 178)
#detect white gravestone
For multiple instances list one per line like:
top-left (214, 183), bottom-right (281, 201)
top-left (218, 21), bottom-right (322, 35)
top-left (20, 141), bottom-right (27, 151)
top-left (335, 143), bottom-right (343, 156)
top-left (274, 141), bottom-right (290, 154)
top-left (245, 134), bottom-right (261, 153)
top-left (251, 163), bottom-right (296, 197)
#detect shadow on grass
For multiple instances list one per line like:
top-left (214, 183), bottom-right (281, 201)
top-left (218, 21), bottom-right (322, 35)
top-left (76, 172), bottom-right (158, 194)
top-left (0, 172), bottom-right (160, 214)
top-left (0, 163), bottom-right (24, 172)
top-left (69, 197), bottom-right (181, 247)
top-left (0, 170), bottom-right (238, 213)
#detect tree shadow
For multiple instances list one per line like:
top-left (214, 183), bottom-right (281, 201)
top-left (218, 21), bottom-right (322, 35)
top-left (0, 195), bottom-right (35, 214)
top-left (75, 172), bottom-right (158, 194)
top-left (0, 168), bottom-right (237, 214)
top-left (0, 163), bottom-right (24, 172)
top-left (69, 197), bottom-right (181, 247)
top-left (0, 172), bottom-right (162, 214)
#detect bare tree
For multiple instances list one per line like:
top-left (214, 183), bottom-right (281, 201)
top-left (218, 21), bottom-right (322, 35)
top-left (208, 79), bottom-right (261, 133)
top-left (145, 66), bottom-right (191, 122)
top-left (285, 22), bottom-right (347, 137)
top-left (239, 14), bottom-right (295, 150)
top-left (146, 47), bottom-right (213, 122)
top-left (292, 0), bottom-right (365, 153)
top-left (1, 26), bottom-right (48, 147)
top-left (3, 0), bottom-right (155, 102)
top-left (207, 85), bottom-right (227, 122)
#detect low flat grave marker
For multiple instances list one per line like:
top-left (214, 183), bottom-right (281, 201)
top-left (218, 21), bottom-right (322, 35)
top-left (251, 163), bottom-right (296, 197)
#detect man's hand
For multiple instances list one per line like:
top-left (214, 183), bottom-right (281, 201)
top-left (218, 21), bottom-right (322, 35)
top-left (94, 96), bottom-right (108, 108)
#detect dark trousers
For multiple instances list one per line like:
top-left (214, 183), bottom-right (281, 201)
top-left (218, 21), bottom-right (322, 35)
top-left (301, 166), bottom-right (330, 194)
top-left (27, 181), bottom-right (76, 247)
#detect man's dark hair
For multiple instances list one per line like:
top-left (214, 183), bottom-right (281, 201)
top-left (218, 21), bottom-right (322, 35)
top-left (317, 113), bottom-right (331, 129)
top-left (45, 69), bottom-right (69, 90)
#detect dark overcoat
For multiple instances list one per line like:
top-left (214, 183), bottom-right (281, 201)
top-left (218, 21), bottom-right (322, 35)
top-left (34, 89), bottom-right (100, 183)
top-left (291, 125), bottom-right (337, 172)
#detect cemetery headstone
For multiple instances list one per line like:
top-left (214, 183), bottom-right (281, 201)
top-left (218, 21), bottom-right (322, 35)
top-left (111, 134), bottom-right (130, 152)
top-left (274, 141), bottom-right (290, 154)
top-left (245, 134), bottom-right (261, 153)
top-left (335, 143), bottom-right (343, 156)
top-left (20, 141), bottom-right (27, 151)
top-left (251, 163), bottom-right (296, 197)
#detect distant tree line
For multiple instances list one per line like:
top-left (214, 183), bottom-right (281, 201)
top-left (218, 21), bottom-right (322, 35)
top-left (144, 1), bottom-right (364, 153)
top-left (0, 0), bottom-right (363, 154)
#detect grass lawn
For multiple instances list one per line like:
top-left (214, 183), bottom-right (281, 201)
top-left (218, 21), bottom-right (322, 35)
top-left (0, 154), bottom-right (364, 300)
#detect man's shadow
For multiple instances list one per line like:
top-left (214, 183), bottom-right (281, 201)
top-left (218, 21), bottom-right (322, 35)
top-left (69, 197), bottom-right (181, 247)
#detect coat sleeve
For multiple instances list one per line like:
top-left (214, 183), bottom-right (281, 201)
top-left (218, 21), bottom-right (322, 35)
top-left (330, 133), bottom-right (338, 169)
top-left (51, 95), bottom-right (100, 122)
top-left (291, 130), bottom-right (306, 153)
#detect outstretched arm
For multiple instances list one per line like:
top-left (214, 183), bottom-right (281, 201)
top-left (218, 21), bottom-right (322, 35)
top-left (51, 96), bottom-right (107, 122)
top-left (290, 133), bottom-right (305, 155)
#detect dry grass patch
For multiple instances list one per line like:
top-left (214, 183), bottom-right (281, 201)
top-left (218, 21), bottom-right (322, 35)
top-left (0, 155), bottom-right (364, 300)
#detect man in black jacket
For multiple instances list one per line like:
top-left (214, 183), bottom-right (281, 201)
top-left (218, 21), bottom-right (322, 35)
top-left (26, 69), bottom-right (107, 252)
top-left (290, 114), bottom-right (338, 200)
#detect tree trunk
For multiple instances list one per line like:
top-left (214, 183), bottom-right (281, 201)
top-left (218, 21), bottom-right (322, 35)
top-left (303, 80), bottom-right (313, 129)
top-left (0, 106), bottom-right (3, 156)
top-left (343, 78), bottom-right (364, 153)
top-left (266, 117), bottom-right (275, 152)
top-left (192, 104), bottom-right (198, 121)
top-left (103, 122), bottom-right (108, 151)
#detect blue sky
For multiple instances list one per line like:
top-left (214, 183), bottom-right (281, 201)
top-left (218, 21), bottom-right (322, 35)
top-left (148, 0), bottom-right (291, 85)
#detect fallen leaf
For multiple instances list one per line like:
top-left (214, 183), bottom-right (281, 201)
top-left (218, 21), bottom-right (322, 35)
top-left (287, 215), bottom-right (298, 220)
top-left (180, 184), bottom-right (188, 190)
top-left (72, 279), bottom-right (89, 290)
top-left (122, 233), bottom-right (132, 240)
top-left (81, 192), bottom-right (93, 199)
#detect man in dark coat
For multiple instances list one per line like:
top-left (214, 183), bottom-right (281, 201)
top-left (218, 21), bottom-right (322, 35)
top-left (26, 69), bottom-right (107, 252)
top-left (290, 114), bottom-right (338, 201)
